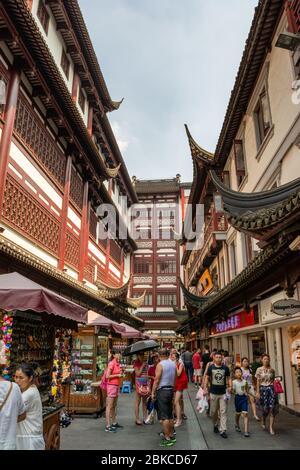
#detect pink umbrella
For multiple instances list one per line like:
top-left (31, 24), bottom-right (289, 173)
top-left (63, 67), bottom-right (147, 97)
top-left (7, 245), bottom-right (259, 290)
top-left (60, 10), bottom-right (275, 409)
top-left (119, 323), bottom-right (142, 339)
top-left (88, 311), bottom-right (126, 335)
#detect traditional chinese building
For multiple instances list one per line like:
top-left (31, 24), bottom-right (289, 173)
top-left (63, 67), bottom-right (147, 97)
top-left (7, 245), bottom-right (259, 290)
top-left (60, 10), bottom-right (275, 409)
top-left (130, 176), bottom-right (191, 344)
top-left (180, 0), bottom-right (300, 412)
top-left (0, 0), bottom-right (143, 327)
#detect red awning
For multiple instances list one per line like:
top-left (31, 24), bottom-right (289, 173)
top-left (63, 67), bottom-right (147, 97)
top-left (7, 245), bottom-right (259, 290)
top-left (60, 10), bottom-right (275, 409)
top-left (119, 323), bottom-right (142, 339)
top-left (88, 311), bottom-right (126, 335)
top-left (0, 272), bottom-right (88, 323)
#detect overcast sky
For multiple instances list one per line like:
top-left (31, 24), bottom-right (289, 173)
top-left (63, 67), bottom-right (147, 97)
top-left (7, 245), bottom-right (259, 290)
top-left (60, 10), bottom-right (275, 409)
top-left (79, 0), bottom-right (258, 182)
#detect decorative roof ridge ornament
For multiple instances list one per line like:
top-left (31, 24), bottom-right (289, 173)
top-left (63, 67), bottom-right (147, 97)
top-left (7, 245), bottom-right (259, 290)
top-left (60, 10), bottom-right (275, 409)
top-left (126, 290), bottom-right (146, 309)
top-left (106, 162), bottom-right (122, 178)
top-left (184, 124), bottom-right (215, 164)
top-left (110, 98), bottom-right (124, 111)
top-left (96, 276), bottom-right (131, 300)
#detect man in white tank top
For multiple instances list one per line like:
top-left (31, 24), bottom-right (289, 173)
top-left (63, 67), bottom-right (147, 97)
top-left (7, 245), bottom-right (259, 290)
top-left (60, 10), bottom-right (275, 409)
top-left (151, 349), bottom-right (176, 447)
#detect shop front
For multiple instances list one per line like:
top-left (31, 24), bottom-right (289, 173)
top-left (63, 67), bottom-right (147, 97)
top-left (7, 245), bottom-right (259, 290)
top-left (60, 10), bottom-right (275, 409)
top-left (209, 306), bottom-right (262, 366)
top-left (260, 288), bottom-right (300, 410)
top-left (0, 272), bottom-right (89, 450)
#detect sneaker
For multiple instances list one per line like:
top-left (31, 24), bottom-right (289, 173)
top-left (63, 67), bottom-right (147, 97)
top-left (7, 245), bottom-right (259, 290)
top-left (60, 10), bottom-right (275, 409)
top-left (158, 432), bottom-right (176, 439)
top-left (112, 423), bottom-right (123, 429)
top-left (220, 432), bottom-right (228, 439)
top-left (213, 425), bottom-right (219, 433)
top-left (235, 425), bottom-right (241, 433)
top-left (244, 432), bottom-right (250, 437)
top-left (159, 439), bottom-right (175, 448)
top-left (105, 426), bottom-right (117, 433)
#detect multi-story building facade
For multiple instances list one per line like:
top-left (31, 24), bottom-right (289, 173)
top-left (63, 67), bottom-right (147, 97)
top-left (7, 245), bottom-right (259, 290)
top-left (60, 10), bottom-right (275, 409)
top-left (180, 0), bottom-right (300, 412)
top-left (0, 0), bottom-right (142, 328)
top-left (130, 177), bottom-right (191, 345)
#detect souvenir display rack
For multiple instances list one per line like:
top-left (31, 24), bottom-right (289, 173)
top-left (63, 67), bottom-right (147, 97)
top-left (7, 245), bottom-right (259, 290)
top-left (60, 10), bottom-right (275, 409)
top-left (62, 326), bottom-right (109, 415)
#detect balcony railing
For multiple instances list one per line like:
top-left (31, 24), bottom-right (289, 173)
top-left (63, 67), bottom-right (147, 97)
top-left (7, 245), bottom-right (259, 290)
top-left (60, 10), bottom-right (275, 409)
top-left (187, 208), bottom-right (228, 284)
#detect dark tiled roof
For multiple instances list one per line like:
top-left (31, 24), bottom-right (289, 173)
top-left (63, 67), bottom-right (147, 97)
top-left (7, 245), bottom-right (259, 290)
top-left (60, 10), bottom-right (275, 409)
top-left (135, 179), bottom-right (181, 194)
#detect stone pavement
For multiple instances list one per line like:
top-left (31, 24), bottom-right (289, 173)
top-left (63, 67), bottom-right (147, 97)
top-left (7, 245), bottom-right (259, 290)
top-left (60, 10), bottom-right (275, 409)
top-left (61, 384), bottom-right (300, 450)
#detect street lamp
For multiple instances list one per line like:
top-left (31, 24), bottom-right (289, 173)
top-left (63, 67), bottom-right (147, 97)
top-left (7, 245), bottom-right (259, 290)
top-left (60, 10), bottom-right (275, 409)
top-left (275, 32), bottom-right (300, 51)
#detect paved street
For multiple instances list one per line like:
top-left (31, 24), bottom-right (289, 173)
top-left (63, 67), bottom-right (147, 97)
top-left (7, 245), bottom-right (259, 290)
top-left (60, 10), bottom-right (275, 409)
top-left (61, 385), bottom-right (300, 450)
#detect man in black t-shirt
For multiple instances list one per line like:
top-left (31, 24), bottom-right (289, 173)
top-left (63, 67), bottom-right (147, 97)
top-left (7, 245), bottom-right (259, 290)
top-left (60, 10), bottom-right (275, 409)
top-left (204, 351), bottom-right (232, 438)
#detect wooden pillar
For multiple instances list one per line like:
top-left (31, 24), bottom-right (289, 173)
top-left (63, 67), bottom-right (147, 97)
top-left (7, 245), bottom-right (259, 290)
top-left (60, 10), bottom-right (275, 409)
top-left (0, 66), bottom-right (21, 222)
top-left (58, 156), bottom-right (72, 270)
top-left (79, 181), bottom-right (89, 282)
top-left (120, 249), bottom-right (124, 284)
top-left (71, 71), bottom-right (80, 103)
top-left (105, 239), bottom-right (111, 284)
top-left (87, 105), bottom-right (93, 136)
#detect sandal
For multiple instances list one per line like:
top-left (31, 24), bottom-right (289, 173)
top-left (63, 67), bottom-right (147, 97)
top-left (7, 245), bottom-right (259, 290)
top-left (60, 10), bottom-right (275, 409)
top-left (135, 421), bottom-right (142, 425)
top-left (270, 429), bottom-right (275, 435)
top-left (174, 421), bottom-right (182, 428)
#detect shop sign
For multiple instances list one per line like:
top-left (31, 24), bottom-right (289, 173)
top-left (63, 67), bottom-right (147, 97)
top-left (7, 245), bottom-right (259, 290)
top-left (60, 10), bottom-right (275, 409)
top-left (271, 299), bottom-right (300, 316)
top-left (210, 309), bottom-right (256, 335)
top-left (198, 270), bottom-right (213, 296)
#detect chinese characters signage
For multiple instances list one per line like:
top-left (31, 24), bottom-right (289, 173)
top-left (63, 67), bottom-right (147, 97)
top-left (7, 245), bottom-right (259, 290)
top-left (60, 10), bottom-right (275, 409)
top-left (210, 308), bottom-right (256, 335)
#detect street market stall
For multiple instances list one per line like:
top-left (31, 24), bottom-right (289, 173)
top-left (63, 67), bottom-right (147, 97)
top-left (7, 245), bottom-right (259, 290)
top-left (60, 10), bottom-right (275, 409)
top-left (0, 272), bottom-right (88, 450)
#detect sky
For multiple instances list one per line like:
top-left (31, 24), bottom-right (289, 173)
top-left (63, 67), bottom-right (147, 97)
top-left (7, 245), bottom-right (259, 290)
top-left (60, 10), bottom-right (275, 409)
top-left (79, 0), bottom-right (258, 182)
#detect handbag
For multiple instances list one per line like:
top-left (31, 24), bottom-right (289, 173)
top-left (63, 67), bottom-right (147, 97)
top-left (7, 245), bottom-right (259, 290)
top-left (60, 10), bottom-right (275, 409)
top-left (100, 369), bottom-right (108, 391)
top-left (136, 379), bottom-right (151, 397)
top-left (273, 378), bottom-right (284, 394)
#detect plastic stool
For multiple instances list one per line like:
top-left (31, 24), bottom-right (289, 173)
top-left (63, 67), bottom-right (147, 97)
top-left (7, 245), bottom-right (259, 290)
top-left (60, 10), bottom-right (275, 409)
top-left (121, 381), bottom-right (132, 393)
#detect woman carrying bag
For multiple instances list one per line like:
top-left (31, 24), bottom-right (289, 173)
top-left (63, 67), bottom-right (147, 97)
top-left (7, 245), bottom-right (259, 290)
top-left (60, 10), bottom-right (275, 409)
top-left (133, 353), bottom-right (151, 425)
top-left (255, 354), bottom-right (280, 435)
top-left (170, 351), bottom-right (188, 427)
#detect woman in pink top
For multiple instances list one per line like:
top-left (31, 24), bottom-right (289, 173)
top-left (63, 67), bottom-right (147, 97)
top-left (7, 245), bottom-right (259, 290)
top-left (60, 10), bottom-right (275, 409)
top-left (105, 351), bottom-right (124, 433)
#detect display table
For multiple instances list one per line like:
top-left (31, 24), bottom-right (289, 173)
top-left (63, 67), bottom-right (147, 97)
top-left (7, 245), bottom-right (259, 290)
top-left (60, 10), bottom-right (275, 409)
top-left (43, 404), bottom-right (64, 450)
top-left (62, 382), bottom-right (104, 417)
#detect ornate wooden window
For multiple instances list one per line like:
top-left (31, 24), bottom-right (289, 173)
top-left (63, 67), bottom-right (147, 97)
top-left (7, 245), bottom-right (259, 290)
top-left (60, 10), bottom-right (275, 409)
top-left (110, 240), bottom-right (122, 265)
top-left (254, 89), bottom-right (271, 148)
top-left (133, 292), bottom-right (152, 306)
top-left (84, 257), bottom-right (95, 283)
top-left (157, 260), bottom-right (176, 274)
top-left (134, 259), bottom-right (153, 274)
top-left (14, 93), bottom-right (66, 186)
top-left (37, 0), bottom-right (50, 35)
top-left (70, 165), bottom-right (83, 210)
top-left (233, 140), bottom-right (246, 187)
top-left (3, 175), bottom-right (60, 255)
top-left (157, 292), bottom-right (177, 306)
top-left (65, 230), bottom-right (80, 270)
top-left (61, 50), bottom-right (70, 79)
top-left (89, 208), bottom-right (98, 240)
top-left (78, 88), bottom-right (86, 113)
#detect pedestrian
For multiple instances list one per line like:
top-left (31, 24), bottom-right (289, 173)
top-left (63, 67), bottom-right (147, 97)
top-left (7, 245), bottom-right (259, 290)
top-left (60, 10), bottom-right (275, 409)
top-left (0, 364), bottom-right (26, 450)
top-left (232, 367), bottom-right (250, 437)
top-left (223, 351), bottom-right (232, 374)
top-left (105, 351), bottom-right (124, 433)
top-left (255, 354), bottom-right (279, 435)
top-left (170, 351), bottom-right (188, 428)
top-left (241, 357), bottom-right (260, 421)
top-left (192, 348), bottom-right (202, 388)
top-left (14, 363), bottom-right (45, 450)
top-left (204, 351), bottom-right (232, 438)
top-left (133, 352), bottom-right (151, 425)
top-left (148, 353), bottom-right (160, 390)
top-left (181, 347), bottom-right (193, 383)
top-left (152, 349), bottom-right (176, 447)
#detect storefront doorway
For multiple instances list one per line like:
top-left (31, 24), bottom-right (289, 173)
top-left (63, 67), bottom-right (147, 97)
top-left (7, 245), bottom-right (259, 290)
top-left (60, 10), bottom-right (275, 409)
top-left (248, 332), bottom-right (266, 363)
top-left (287, 324), bottom-right (300, 405)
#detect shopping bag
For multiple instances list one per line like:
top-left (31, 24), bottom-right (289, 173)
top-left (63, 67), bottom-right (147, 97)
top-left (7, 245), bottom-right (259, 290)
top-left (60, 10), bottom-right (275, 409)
top-left (196, 387), bottom-right (204, 401)
top-left (197, 397), bottom-right (209, 413)
top-left (144, 408), bottom-right (155, 424)
top-left (274, 378), bottom-right (284, 394)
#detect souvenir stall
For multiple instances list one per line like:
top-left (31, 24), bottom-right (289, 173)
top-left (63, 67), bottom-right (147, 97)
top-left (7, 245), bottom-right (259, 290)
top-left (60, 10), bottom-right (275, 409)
top-left (0, 272), bottom-right (88, 450)
top-left (63, 312), bottom-right (126, 416)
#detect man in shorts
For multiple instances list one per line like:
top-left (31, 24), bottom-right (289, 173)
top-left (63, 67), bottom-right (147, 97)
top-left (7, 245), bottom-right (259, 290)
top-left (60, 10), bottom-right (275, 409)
top-left (192, 348), bottom-right (202, 388)
top-left (152, 349), bottom-right (176, 447)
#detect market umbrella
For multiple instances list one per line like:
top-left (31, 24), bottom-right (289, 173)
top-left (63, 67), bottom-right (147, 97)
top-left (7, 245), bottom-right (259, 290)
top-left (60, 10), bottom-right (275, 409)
top-left (119, 323), bottom-right (142, 339)
top-left (88, 311), bottom-right (126, 335)
top-left (0, 272), bottom-right (89, 323)
top-left (122, 340), bottom-right (159, 357)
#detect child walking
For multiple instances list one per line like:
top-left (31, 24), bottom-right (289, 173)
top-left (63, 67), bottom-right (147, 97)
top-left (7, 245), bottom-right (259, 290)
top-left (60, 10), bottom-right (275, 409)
top-left (232, 367), bottom-right (250, 438)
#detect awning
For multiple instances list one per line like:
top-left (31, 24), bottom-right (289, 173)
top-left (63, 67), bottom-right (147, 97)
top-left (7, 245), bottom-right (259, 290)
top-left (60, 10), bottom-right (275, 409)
top-left (120, 323), bottom-right (142, 339)
top-left (88, 311), bottom-right (126, 335)
top-left (0, 272), bottom-right (88, 323)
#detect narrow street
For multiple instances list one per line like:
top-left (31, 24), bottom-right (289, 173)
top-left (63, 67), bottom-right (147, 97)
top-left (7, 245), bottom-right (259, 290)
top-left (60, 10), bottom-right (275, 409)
top-left (61, 385), bottom-right (300, 451)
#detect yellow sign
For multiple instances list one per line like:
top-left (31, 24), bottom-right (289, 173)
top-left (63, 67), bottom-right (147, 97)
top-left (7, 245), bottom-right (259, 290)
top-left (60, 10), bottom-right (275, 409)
top-left (198, 269), bottom-right (213, 295)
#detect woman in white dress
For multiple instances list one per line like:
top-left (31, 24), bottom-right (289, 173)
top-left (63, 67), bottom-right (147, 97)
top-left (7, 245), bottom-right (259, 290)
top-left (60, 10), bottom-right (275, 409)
top-left (14, 363), bottom-right (45, 450)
